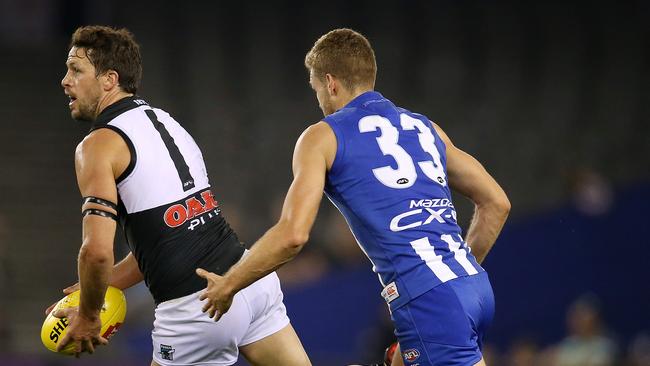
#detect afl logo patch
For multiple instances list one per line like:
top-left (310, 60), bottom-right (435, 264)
top-left (380, 282), bottom-right (400, 304)
top-left (396, 178), bottom-right (409, 185)
top-left (403, 348), bottom-right (420, 362)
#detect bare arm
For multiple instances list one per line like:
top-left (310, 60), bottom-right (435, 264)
top-left (53, 129), bottom-right (132, 354)
top-left (47, 252), bottom-right (142, 315)
top-left (433, 123), bottom-right (510, 264)
top-left (74, 132), bottom-right (120, 321)
top-left (197, 122), bottom-right (336, 319)
top-left (110, 252), bottom-right (143, 290)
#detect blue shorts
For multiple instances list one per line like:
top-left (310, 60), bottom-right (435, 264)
top-left (391, 272), bottom-right (495, 366)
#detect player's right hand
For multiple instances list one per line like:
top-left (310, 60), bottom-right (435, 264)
top-left (52, 306), bottom-right (108, 357)
top-left (44, 283), bottom-right (80, 315)
top-left (195, 268), bottom-right (235, 321)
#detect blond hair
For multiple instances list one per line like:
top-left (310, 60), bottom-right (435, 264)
top-left (305, 28), bottom-right (376, 91)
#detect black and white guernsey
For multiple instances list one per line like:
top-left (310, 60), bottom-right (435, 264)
top-left (90, 96), bottom-right (245, 304)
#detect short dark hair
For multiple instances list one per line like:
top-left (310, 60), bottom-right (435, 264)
top-left (305, 28), bottom-right (377, 90)
top-left (70, 25), bottom-right (142, 94)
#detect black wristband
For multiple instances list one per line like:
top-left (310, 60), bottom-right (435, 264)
top-left (82, 208), bottom-right (118, 221)
top-left (82, 196), bottom-right (118, 211)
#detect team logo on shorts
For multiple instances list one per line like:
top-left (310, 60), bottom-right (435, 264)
top-left (160, 344), bottom-right (175, 361)
top-left (403, 348), bottom-right (420, 362)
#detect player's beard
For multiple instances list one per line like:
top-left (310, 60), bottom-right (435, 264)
top-left (72, 95), bottom-right (100, 122)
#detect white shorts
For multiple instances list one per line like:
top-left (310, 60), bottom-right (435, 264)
top-left (151, 271), bottom-right (290, 365)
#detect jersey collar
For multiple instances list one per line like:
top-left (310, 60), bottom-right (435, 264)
top-left (344, 91), bottom-right (389, 109)
top-left (92, 96), bottom-right (149, 129)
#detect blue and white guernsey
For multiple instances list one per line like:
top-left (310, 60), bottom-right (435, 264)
top-left (323, 91), bottom-right (484, 310)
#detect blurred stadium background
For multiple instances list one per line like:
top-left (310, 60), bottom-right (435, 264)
top-left (1, 0), bottom-right (649, 365)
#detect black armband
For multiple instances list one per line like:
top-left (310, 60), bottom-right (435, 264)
top-left (82, 196), bottom-right (118, 211)
top-left (82, 208), bottom-right (118, 221)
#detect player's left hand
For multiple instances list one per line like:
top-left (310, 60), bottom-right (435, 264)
top-left (196, 268), bottom-right (235, 321)
top-left (45, 283), bottom-right (80, 315)
top-left (52, 306), bottom-right (108, 357)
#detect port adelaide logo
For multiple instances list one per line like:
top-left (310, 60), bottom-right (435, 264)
top-left (159, 344), bottom-right (175, 361)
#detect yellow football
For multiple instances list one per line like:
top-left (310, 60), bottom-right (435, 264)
top-left (41, 286), bottom-right (127, 355)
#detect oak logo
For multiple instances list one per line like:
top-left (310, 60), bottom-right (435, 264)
top-left (164, 190), bottom-right (219, 228)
